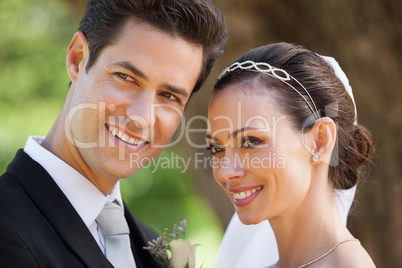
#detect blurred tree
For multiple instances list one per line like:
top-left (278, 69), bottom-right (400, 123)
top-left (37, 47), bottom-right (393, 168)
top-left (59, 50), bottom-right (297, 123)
top-left (64, 0), bottom-right (402, 266)
top-left (176, 0), bottom-right (401, 267)
top-left (1, 0), bottom-right (401, 267)
top-left (0, 1), bottom-right (223, 267)
top-left (0, 0), bottom-right (76, 171)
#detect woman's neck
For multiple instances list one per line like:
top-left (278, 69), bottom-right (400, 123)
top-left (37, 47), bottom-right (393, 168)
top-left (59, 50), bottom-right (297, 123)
top-left (270, 186), bottom-right (353, 268)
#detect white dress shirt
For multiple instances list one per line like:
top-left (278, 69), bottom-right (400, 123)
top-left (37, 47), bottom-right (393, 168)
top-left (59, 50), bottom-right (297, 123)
top-left (24, 136), bottom-right (124, 254)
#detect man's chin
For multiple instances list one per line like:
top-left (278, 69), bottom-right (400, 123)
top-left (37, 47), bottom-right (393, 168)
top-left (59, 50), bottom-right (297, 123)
top-left (93, 146), bottom-right (166, 179)
top-left (102, 164), bottom-right (142, 180)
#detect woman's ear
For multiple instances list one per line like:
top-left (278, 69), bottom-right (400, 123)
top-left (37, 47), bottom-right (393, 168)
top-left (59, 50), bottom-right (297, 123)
top-left (66, 31), bottom-right (89, 85)
top-left (310, 117), bottom-right (337, 165)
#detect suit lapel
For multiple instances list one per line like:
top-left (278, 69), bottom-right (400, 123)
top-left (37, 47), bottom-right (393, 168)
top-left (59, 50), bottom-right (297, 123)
top-left (7, 150), bottom-right (112, 267)
top-left (124, 202), bottom-right (161, 268)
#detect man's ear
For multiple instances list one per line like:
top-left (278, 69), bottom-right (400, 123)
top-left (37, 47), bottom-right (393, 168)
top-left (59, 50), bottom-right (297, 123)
top-left (66, 31), bottom-right (89, 84)
top-left (310, 117), bottom-right (337, 164)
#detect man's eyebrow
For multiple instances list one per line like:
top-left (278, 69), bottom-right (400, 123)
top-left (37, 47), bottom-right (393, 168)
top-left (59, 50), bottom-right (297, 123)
top-left (163, 84), bottom-right (190, 99)
top-left (110, 61), bottom-right (148, 80)
top-left (110, 61), bottom-right (190, 99)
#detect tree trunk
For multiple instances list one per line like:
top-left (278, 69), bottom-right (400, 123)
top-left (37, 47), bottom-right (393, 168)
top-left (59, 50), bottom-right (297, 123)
top-left (65, 1), bottom-right (402, 266)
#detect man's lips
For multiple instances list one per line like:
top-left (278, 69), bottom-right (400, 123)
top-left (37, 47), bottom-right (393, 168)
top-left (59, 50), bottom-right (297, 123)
top-left (107, 125), bottom-right (148, 146)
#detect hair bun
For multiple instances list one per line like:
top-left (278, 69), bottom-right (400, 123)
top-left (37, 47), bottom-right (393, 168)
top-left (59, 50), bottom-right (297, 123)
top-left (331, 123), bottom-right (374, 190)
top-left (350, 124), bottom-right (374, 168)
top-left (335, 124), bottom-right (375, 189)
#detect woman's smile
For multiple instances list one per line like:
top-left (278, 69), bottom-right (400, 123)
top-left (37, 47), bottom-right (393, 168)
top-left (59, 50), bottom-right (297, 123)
top-left (228, 185), bottom-right (264, 207)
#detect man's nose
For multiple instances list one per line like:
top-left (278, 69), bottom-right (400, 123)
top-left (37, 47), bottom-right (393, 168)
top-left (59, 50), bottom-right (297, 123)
top-left (125, 91), bottom-right (156, 129)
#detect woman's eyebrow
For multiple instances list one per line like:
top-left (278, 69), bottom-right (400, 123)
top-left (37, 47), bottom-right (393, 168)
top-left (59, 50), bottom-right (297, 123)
top-left (206, 127), bottom-right (263, 140)
top-left (230, 127), bottom-right (263, 138)
top-left (205, 134), bottom-right (216, 140)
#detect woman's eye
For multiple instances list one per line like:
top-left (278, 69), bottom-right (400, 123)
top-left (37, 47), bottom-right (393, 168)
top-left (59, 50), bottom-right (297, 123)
top-left (162, 91), bottom-right (177, 101)
top-left (242, 137), bottom-right (261, 148)
top-left (207, 144), bottom-right (225, 155)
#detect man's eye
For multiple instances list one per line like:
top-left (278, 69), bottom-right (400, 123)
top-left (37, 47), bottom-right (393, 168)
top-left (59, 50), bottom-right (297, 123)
top-left (119, 73), bottom-right (128, 79)
top-left (162, 91), bottom-right (177, 101)
top-left (118, 73), bottom-right (136, 83)
top-left (242, 137), bottom-right (261, 148)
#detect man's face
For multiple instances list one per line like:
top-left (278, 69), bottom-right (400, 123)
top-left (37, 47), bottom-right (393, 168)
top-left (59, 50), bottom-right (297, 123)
top-left (67, 21), bottom-right (203, 181)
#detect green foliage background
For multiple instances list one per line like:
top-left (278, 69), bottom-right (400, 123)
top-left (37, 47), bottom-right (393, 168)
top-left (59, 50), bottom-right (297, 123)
top-left (0, 1), bottom-right (223, 267)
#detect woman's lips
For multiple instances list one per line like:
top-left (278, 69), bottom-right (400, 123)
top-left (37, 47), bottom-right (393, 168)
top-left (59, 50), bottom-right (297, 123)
top-left (228, 186), bottom-right (263, 207)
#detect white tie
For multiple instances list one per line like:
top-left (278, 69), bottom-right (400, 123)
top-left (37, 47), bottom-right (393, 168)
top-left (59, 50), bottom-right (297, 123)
top-left (96, 201), bottom-right (137, 268)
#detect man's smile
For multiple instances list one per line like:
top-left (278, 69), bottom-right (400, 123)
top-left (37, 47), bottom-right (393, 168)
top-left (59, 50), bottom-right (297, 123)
top-left (107, 125), bottom-right (147, 146)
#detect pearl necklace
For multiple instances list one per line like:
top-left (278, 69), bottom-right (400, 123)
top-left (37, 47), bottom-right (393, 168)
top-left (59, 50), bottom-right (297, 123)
top-left (275, 239), bottom-right (360, 268)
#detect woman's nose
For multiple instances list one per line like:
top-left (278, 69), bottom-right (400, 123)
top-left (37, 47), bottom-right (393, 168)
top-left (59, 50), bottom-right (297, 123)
top-left (217, 152), bottom-right (246, 182)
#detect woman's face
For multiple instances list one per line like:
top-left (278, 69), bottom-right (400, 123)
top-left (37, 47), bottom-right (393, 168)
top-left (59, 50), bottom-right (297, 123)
top-left (206, 83), bottom-right (313, 224)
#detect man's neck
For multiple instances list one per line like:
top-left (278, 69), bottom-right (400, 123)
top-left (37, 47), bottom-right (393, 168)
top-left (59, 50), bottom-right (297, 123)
top-left (41, 109), bottom-right (119, 196)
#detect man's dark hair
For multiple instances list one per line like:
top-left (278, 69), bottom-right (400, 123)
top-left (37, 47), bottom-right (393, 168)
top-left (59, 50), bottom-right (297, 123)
top-left (79, 0), bottom-right (227, 94)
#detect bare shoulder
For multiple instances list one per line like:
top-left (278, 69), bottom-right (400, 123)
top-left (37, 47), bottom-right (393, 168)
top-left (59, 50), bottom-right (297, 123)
top-left (313, 240), bottom-right (376, 268)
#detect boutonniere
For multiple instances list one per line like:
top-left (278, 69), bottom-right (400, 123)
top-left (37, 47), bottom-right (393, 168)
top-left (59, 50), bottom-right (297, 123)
top-left (144, 220), bottom-right (200, 268)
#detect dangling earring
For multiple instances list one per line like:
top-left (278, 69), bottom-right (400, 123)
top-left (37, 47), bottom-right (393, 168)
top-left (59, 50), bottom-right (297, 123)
top-left (312, 154), bottom-right (319, 162)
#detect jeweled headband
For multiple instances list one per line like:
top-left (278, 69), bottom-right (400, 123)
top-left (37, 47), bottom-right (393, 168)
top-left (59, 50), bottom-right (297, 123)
top-left (217, 60), bottom-right (321, 120)
top-left (218, 55), bottom-right (357, 124)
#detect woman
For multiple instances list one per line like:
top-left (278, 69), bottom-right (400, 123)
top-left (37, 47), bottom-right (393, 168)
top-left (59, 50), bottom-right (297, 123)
top-left (206, 42), bottom-right (375, 267)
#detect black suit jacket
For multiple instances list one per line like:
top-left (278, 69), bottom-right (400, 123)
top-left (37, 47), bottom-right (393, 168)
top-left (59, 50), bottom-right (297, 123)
top-left (0, 150), bottom-right (161, 268)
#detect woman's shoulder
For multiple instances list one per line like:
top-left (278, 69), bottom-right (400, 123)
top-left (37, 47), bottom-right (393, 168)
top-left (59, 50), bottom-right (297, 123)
top-left (321, 239), bottom-right (376, 268)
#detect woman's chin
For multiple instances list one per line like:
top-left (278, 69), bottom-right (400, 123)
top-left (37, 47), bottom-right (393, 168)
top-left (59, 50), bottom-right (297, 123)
top-left (237, 212), bottom-right (266, 225)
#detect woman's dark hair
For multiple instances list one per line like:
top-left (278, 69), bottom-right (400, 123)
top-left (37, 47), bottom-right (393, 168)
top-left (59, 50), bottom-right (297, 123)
top-left (214, 42), bottom-right (374, 190)
top-left (79, 0), bottom-right (227, 94)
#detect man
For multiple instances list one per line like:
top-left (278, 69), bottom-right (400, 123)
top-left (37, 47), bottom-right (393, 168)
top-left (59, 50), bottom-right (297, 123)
top-left (0, 0), bottom-right (226, 267)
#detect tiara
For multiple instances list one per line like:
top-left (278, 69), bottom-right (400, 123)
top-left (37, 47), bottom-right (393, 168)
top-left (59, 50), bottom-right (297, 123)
top-left (217, 60), bottom-right (320, 120)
